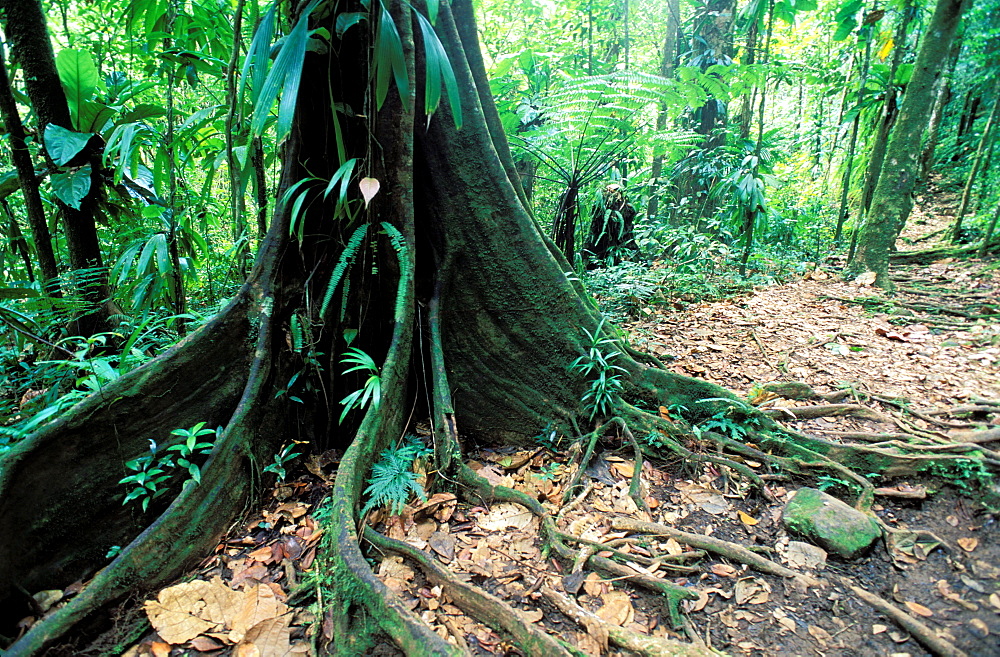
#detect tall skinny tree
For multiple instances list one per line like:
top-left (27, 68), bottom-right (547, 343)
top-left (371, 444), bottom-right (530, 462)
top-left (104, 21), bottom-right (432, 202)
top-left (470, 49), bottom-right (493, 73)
top-left (847, 0), bottom-right (971, 288)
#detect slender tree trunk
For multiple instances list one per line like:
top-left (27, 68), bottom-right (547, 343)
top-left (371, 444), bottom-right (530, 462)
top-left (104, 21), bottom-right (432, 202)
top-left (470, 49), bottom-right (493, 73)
top-left (950, 77), bottom-right (1000, 242)
top-left (737, 17), bottom-right (760, 142)
top-left (739, 0), bottom-right (773, 277)
top-left (224, 0), bottom-right (250, 274)
top-left (645, 0), bottom-right (680, 223)
top-left (1, 0), bottom-right (110, 334)
top-left (2, 200), bottom-right (35, 281)
top-left (0, 36), bottom-right (60, 291)
top-left (848, 1), bottom-right (914, 261)
top-left (163, 2), bottom-right (186, 332)
top-left (847, 0), bottom-right (971, 288)
top-left (919, 32), bottom-right (963, 179)
top-left (979, 200), bottom-right (1000, 259)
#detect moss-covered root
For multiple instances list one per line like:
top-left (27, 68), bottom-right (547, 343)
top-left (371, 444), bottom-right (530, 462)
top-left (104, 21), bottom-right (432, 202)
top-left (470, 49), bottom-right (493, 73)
top-left (364, 528), bottom-right (577, 657)
top-left (542, 585), bottom-right (726, 657)
top-left (610, 518), bottom-right (820, 589)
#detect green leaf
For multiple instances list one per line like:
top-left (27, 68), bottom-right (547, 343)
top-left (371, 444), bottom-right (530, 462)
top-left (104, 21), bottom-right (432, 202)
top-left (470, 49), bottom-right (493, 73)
top-left (44, 124), bottom-right (94, 166)
top-left (55, 49), bottom-right (98, 129)
top-left (77, 100), bottom-right (116, 133)
top-left (0, 287), bottom-right (39, 300)
top-left (240, 2), bottom-right (278, 108)
top-left (373, 1), bottom-right (409, 110)
top-left (50, 165), bottom-right (92, 209)
top-left (335, 12), bottom-right (367, 37)
top-left (250, 0), bottom-right (320, 141)
top-left (414, 12), bottom-right (462, 128)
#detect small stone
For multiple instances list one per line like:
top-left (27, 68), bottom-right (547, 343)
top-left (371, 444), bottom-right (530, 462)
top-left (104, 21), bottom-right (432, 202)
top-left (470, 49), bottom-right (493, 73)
top-left (781, 488), bottom-right (881, 559)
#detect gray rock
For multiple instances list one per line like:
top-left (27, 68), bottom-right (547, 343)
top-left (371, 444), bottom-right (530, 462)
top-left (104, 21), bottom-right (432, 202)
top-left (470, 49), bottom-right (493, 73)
top-left (782, 487), bottom-right (881, 559)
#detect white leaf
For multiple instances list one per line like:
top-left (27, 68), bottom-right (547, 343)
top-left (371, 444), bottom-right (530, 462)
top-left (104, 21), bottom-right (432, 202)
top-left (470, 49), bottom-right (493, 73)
top-left (359, 177), bottom-right (380, 207)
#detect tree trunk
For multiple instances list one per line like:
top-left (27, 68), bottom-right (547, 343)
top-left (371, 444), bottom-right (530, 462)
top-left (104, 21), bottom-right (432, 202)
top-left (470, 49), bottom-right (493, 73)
top-left (847, 1), bottom-right (914, 263)
top-left (918, 32), bottom-right (963, 179)
top-left (0, 2), bottom-right (732, 653)
top-left (0, 37), bottom-right (60, 290)
top-left (845, 0), bottom-right (970, 288)
top-left (1, 0), bottom-right (111, 333)
top-left (950, 77), bottom-right (1000, 242)
top-left (645, 0), bottom-right (680, 223)
top-left (689, 0), bottom-right (734, 147)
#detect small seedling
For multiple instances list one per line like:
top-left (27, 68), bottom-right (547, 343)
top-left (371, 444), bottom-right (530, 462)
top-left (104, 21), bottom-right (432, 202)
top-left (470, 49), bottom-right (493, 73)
top-left (264, 443), bottom-right (304, 482)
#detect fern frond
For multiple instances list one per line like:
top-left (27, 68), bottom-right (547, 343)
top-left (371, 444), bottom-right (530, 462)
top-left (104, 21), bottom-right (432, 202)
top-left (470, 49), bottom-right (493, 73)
top-left (319, 223), bottom-right (369, 318)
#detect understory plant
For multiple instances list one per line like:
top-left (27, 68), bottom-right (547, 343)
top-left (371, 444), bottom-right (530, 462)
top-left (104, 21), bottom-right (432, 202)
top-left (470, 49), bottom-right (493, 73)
top-left (119, 422), bottom-right (216, 511)
top-left (361, 436), bottom-right (433, 517)
top-left (570, 318), bottom-right (626, 420)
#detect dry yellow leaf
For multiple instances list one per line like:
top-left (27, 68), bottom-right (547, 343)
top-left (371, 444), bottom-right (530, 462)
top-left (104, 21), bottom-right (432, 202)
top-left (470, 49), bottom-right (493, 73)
top-left (710, 563), bottom-right (737, 577)
top-left (664, 538), bottom-right (683, 556)
top-left (872, 624), bottom-right (887, 634)
top-left (521, 609), bottom-right (544, 623)
top-left (876, 36), bottom-right (893, 61)
top-left (737, 511), bottom-right (758, 526)
top-left (612, 461), bottom-right (635, 478)
top-left (228, 584), bottom-right (286, 643)
top-left (237, 614), bottom-right (294, 657)
top-left (904, 600), bottom-right (933, 617)
top-left (144, 581), bottom-right (221, 644)
top-left (957, 537), bottom-right (978, 552)
top-left (808, 624), bottom-right (832, 646)
top-left (583, 573), bottom-right (606, 597)
top-left (734, 577), bottom-right (770, 605)
top-left (596, 591), bottom-right (634, 627)
top-left (150, 641), bottom-right (171, 657)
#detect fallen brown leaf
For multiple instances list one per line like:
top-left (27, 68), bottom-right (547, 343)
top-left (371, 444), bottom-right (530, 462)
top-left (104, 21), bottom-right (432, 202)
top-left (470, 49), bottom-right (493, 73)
top-left (957, 537), bottom-right (978, 552)
top-left (903, 600), bottom-right (933, 617)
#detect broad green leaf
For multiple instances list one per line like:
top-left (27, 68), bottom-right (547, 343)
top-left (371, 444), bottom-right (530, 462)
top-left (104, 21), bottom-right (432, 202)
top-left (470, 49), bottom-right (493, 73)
top-left (77, 100), bottom-right (116, 133)
top-left (335, 12), bottom-right (367, 37)
top-left (240, 2), bottom-right (277, 109)
top-left (50, 165), bottom-right (92, 209)
top-left (44, 124), bottom-right (94, 166)
top-left (0, 170), bottom-right (19, 199)
top-left (120, 103), bottom-right (166, 123)
top-left (415, 11), bottom-right (463, 127)
top-left (55, 49), bottom-right (99, 129)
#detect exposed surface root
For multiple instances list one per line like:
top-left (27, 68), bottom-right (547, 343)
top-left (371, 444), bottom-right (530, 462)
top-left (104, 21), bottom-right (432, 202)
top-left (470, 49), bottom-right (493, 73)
top-left (848, 581), bottom-right (970, 657)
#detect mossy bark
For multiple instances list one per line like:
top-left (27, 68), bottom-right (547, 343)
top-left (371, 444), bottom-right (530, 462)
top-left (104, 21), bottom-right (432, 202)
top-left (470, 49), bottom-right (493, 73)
top-left (846, 0), bottom-right (969, 289)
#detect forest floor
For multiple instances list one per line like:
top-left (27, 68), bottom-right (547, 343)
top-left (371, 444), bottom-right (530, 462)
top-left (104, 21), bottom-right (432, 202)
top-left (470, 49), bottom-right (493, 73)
top-left (95, 183), bottom-right (1000, 657)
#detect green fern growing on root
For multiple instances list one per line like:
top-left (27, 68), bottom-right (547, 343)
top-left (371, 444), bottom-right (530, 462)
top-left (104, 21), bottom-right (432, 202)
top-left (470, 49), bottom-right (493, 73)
top-left (361, 437), bottom-right (433, 517)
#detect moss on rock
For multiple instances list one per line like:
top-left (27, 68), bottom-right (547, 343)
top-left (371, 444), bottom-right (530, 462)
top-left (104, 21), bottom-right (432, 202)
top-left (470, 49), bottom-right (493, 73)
top-left (782, 487), bottom-right (881, 559)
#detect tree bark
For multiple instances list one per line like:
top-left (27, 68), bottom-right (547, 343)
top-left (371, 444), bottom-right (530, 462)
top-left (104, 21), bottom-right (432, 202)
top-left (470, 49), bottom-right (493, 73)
top-left (950, 77), bottom-right (1000, 242)
top-left (846, 0), bottom-right (970, 288)
top-left (1, 0), bottom-right (111, 333)
top-left (0, 36), bottom-right (60, 290)
top-left (645, 0), bottom-right (680, 223)
top-left (918, 31), bottom-right (963, 179)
